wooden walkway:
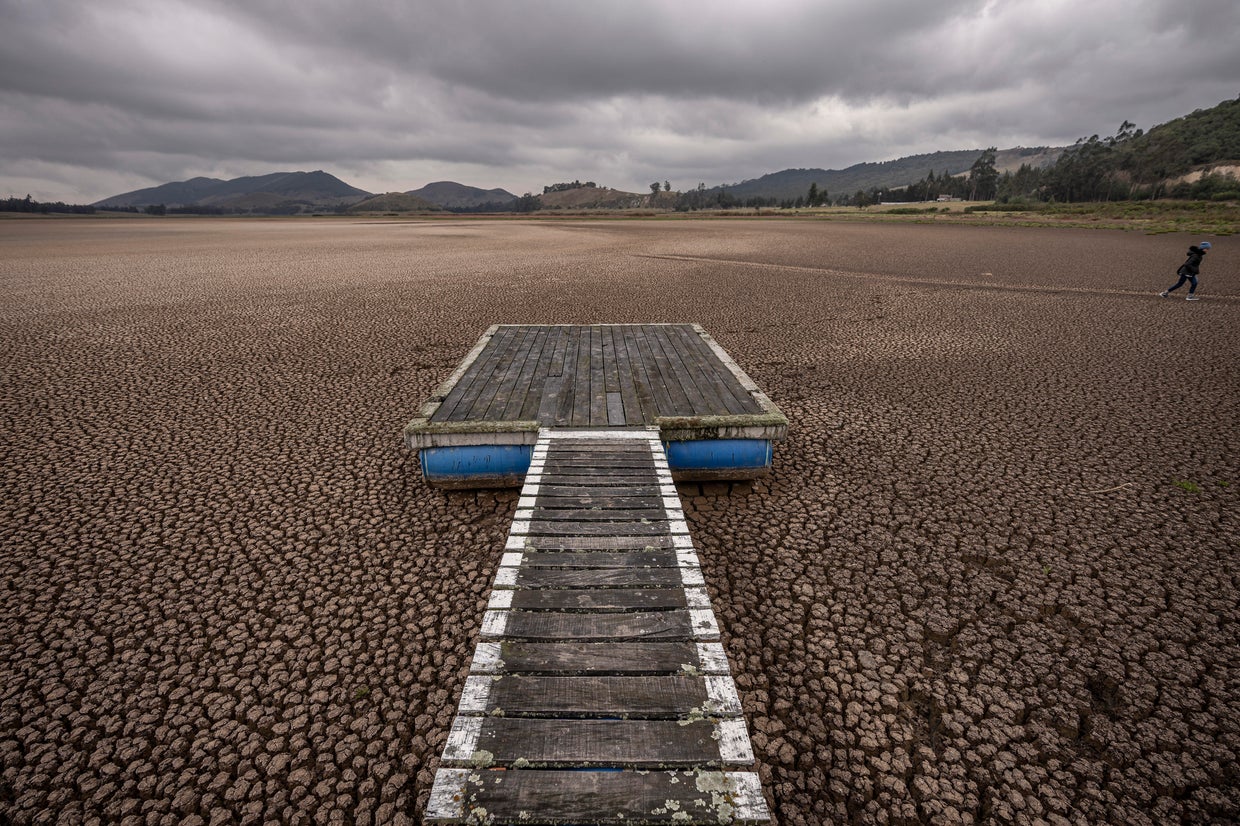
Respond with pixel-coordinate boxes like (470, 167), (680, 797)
(424, 429), (770, 824)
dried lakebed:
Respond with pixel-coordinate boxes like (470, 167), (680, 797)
(1, 217), (1237, 824)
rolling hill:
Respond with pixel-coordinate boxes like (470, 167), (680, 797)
(537, 186), (647, 209)
(94, 171), (371, 210)
(407, 181), (516, 209)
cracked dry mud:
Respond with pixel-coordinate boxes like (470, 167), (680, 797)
(1, 218), (1237, 825)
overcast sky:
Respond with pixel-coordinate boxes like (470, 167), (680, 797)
(2, 0), (1238, 203)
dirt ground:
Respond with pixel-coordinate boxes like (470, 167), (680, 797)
(1, 217), (1236, 825)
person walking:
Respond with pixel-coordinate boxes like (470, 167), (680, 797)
(1160, 241), (1211, 300)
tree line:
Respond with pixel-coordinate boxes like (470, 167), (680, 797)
(1, 195), (96, 214)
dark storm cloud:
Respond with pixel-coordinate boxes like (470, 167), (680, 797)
(2, 0), (1238, 202)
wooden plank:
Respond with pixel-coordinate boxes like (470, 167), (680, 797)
(535, 474), (664, 486)
(614, 325), (647, 428)
(442, 717), (753, 768)
(513, 568), (687, 589)
(537, 464), (655, 476)
(603, 324), (622, 393)
(643, 324), (696, 417)
(509, 589), (688, 612)
(570, 327), (594, 427)
(525, 508), (668, 522)
(500, 324), (549, 421)
(533, 494), (665, 508)
(461, 324), (530, 422)
(460, 675), (732, 718)
(628, 324), (673, 418)
(513, 325), (557, 421)
(483, 326), (538, 421)
(540, 462), (655, 474)
(539, 460), (653, 471)
(540, 445), (653, 454)
(430, 325), (517, 422)
(426, 768), (769, 825)
(517, 550), (679, 567)
(543, 433), (655, 444)
(445, 324), (520, 422)
(523, 520), (676, 536)
(603, 328), (628, 424)
(534, 486), (668, 499)
(493, 610), (696, 641)
(548, 325), (577, 426)
(606, 392), (626, 426)
(536, 373), (563, 424)
(540, 453), (654, 465)
(666, 324), (738, 414)
(657, 324), (719, 416)
(479, 641), (728, 675)
(542, 444), (654, 454)
(516, 535), (677, 550)
(672, 325), (758, 414)
(648, 325), (700, 417)
(626, 325), (663, 424)
(588, 325), (608, 427)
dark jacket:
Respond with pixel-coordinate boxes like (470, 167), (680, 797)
(1179, 246), (1207, 277)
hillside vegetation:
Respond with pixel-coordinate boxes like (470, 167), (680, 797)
(703, 147), (1061, 204)
(891, 97), (1240, 206)
(347, 193), (441, 213)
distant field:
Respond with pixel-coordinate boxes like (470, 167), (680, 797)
(2, 218), (1237, 823)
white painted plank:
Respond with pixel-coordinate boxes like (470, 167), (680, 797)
(705, 676), (743, 715)
(458, 676), (492, 714)
(717, 719), (756, 765)
(424, 768), (468, 820)
(441, 717), (483, 762)
(470, 642), (504, 674)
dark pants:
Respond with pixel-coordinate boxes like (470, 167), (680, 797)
(1167, 273), (1197, 294)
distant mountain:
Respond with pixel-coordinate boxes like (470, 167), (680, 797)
(348, 192), (442, 212)
(706, 147), (1062, 202)
(95, 171), (371, 209)
(407, 181), (517, 209)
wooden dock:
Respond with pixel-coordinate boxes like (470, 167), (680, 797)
(424, 429), (770, 824)
(405, 325), (786, 487)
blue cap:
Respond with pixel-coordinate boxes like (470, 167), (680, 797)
(1200, 241), (1212, 249)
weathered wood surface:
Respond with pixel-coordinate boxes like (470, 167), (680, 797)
(513, 568), (688, 588)
(469, 641), (731, 676)
(519, 519), (678, 536)
(516, 550), (681, 568)
(523, 507), (668, 522)
(442, 717), (755, 768)
(426, 769), (769, 825)
(526, 486), (671, 501)
(513, 535), (679, 551)
(486, 609), (712, 642)
(458, 674), (741, 718)
(429, 325), (765, 426)
(424, 430), (768, 824)
(506, 588), (691, 612)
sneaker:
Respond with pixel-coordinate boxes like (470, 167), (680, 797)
(1158, 291), (1168, 298)
(1186, 294), (1199, 301)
